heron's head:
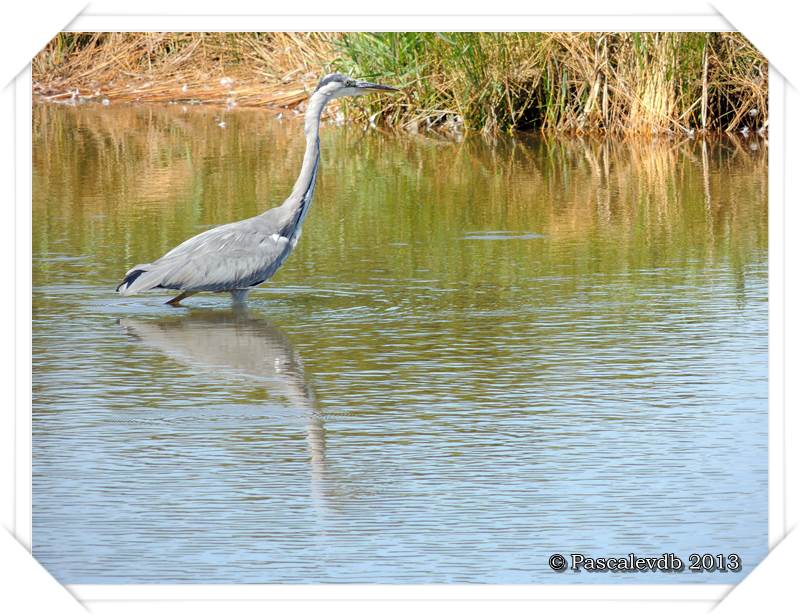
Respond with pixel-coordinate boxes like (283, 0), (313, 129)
(314, 73), (400, 99)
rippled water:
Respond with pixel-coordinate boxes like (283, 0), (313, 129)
(32, 104), (768, 584)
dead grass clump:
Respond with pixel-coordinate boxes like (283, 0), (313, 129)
(33, 32), (338, 111)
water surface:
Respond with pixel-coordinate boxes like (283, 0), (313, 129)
(32, 104), (768, 583)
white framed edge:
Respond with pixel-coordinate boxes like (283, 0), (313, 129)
(11, 10), (787, 612)
(767, 69), (786, 553)
(15, 63), (33, 554)
(66, 14), (735, 33)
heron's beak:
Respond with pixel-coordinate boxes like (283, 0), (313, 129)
(355, 80), (400, 92)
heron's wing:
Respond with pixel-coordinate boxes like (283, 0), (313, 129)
(120, 219), (294, 294)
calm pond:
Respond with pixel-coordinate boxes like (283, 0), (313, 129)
(32, 103), (768, 584)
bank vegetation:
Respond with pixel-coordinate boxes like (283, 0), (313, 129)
(33, 32), (767, 135)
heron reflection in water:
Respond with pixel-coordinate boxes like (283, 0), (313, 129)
(118, 309), (327, 507)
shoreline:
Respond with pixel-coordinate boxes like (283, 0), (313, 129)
(34, 32), (768, 136)
(32, 97), (768, 142)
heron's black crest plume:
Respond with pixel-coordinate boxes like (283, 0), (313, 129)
(315, 73), (348, 91)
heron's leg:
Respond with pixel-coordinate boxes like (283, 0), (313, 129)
(230, 289), (250, 305)
(166, 291), (197, 307)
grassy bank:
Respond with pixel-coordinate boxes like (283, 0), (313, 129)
(33, 32), (767, 135)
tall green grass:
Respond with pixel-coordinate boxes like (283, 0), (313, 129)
(334, 32), (767, 134)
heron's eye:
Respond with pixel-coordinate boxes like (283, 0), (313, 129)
(345, 80), (355, 88)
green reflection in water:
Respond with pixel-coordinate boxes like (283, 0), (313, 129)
(33, 103), (766, 293)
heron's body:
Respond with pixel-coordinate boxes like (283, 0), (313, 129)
(116, 74), (397, 305)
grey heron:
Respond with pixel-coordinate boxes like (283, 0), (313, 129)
(116, 73), (399, 306)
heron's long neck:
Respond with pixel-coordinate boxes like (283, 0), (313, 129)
(286, 92), (327, 211)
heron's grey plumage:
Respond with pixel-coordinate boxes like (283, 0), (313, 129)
(116, 74), (398, 305)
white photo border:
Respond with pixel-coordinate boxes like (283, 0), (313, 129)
(13, 10), (786, 612)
